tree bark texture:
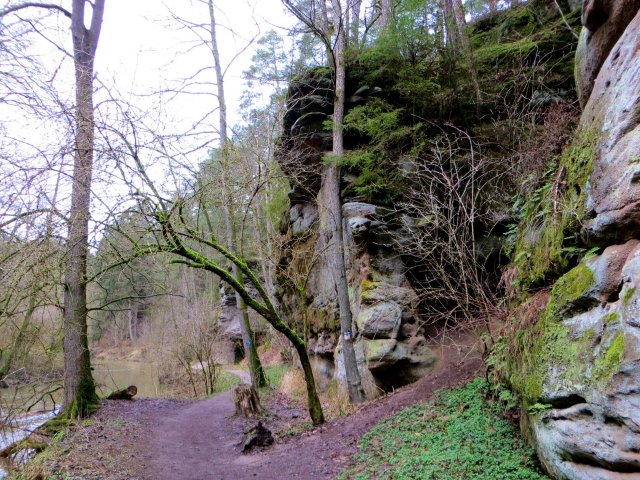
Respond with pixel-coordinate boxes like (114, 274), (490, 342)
(62, 0), (105, 417)
(326, 0), (366, 404)
(451, 0), (481, 109)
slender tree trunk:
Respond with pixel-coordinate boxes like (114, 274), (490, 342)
(62, 0), (105, 418)
(350, 0), (363, 45)
(327, 0), (366, 404)
(451, 0), (481, 111)
(380, 0), (394, 28)
(208, 0), (266, 388)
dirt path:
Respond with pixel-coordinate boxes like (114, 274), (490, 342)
(42, 331), (483, 480)
(139, 369), (254, 480)
(132, 334), (482, 480)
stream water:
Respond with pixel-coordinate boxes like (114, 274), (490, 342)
(0, 359), (163, 478)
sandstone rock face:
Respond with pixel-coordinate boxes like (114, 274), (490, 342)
(519, 5), (640, 478)
(581, 9), (640, 245)
(523, 241), (640, 479)
(575, 0), (640, 107)
(278, 184), (435, 393)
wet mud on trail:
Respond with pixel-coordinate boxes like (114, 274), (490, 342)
(37, 333), (483, 480)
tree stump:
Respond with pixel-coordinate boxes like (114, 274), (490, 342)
(106, 385), (137, 400)
(240, 421), (273, 452)
(233, 384), (261, 417)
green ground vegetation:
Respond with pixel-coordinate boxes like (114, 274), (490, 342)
(339, 378), (548, 480)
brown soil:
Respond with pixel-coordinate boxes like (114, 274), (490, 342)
(40, 331), (483, 480)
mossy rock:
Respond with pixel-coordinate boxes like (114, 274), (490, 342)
(507, 262), (626, 405)
(512, 128), (599, 291)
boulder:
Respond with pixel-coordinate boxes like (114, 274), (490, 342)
(581, 9), (640, 245)
(365, 339), (403, 370)
(290, 203), (319, 235)
(516, 243), (640, 479)
(364, 337), (435, 374)
(342, 202), (377, 219)
(356, 302), (402, 339)
(360, 282), (418, 308)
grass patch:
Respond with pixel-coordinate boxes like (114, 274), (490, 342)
(264, 364), (291, 389)
(339, 378), (548, 480)
(212, 370), (243, 394)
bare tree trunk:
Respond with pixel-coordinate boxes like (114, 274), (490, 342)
(380, 0), (394, 28)
(62, 0), (105, 418)
(327, 0), (366, 404)
(350, 0), (362, 45)
(208, 0), (266, 388)
(451, 0), (481, 110)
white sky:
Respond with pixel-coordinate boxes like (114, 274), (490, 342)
(0, 0), (297, 241)
(97, 0), (294, 128)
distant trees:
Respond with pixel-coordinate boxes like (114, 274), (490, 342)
(101, 128), (325, 422)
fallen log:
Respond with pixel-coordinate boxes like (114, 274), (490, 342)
(106, 385), (137, 400)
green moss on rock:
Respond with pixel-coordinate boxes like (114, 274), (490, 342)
(593, 331), (625, 381)
(623, 287), (636, 306)
(512, 129), (599, 291)
(507, 263), (599, 404)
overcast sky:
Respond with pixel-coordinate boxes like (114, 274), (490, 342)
(96, 0), (295, 129)
(0, 0), (298, 240)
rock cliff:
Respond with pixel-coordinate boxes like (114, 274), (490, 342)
(276, 0), (579, 394)
(507, 3), (640, 478)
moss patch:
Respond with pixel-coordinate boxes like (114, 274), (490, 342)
(623, 287), (636, 306)
(505, 263), (606, 404)
(512, 128), (599, 291)
(593, 331), (625, 381)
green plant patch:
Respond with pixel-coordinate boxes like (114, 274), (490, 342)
(212, 370), (243, 394)
(339, 378), (547, 480)
(264, 364), (291, 389)
(512, 128), (598, 291)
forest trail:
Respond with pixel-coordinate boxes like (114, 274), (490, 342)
(36, 331), (482, 479)
(132, 333), (483, 480)
(139, 369), (259, 480)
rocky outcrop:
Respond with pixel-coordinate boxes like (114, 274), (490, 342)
(575, 0), (640, 107)
(580, 9), (640, 245)
(511, 4), (640, 479)
(278, 192), (435, 392)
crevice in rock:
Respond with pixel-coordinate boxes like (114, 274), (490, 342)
(606, 280), (624, 303)
(563, 451), (640, 474)
(548, 394), (587, 410)
(604, 415), (626, 427)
